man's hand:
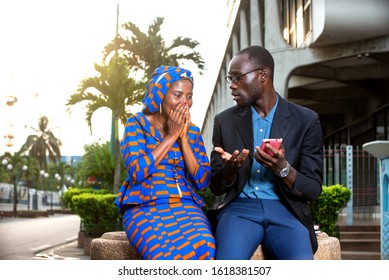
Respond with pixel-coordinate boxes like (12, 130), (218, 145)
(214, 147), (249, 168)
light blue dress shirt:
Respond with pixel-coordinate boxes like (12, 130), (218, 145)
(239, 98), (280, 200)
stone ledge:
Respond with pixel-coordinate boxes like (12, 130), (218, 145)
(90, 231), (341, 260)
(90, 231), (140, 260)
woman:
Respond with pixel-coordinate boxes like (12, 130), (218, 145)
(114, 66), (215, 260)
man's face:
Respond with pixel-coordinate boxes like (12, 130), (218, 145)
(226, 54), (263, 108)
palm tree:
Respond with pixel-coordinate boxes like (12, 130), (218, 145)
(0, 152), (31, 216)
(19, 116), (62, 172)
(104, 17), (206, 78)
(66, 54), (145, 194)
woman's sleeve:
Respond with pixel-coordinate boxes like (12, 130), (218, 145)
(186, 126), (212, 191)
(120, 117), (156, 183)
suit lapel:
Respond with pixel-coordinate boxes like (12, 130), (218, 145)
(270, 97), (292, 140)
(234, 107), (254, 160)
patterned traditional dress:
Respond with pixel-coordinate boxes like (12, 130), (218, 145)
(115, 112), (215, 260)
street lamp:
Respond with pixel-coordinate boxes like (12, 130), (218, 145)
(1, 159), (10, 183)
(34, 170), (46, 210)
(53, 174), (61, 212)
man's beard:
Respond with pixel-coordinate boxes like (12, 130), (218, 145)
(236, 89), (260, 108)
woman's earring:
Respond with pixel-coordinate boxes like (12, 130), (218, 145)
(159, 105), (162, 114)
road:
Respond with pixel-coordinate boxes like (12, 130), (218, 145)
(0, 214), (81, 260)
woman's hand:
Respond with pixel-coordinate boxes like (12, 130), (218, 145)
(167, 101), (189, 142)
(179, 103), (190, 143)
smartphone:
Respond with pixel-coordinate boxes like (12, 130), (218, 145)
(260, 138), (283, 156)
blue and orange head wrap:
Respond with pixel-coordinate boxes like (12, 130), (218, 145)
(142, 66), (194, 113)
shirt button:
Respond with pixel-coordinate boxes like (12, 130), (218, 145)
(256, 169), (260, 173)
(259, 129), (263, 132)
(255, 187), (259, 190)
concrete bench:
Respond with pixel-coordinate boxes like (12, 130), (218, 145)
(90, 231), (341, 260)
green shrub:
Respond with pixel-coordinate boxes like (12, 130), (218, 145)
(62, 187), (110, 211)
(71, 193), (122, 237)
(311, 184), (352, 236)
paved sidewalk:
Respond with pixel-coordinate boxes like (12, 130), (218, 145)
(34, 239), (90, 260)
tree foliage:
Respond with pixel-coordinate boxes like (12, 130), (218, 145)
(74, 142), (126, 193)
(104, 17), (205, 78)
(66, 55), (145, 130)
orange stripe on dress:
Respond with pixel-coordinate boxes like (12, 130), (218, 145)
(161, 215), (174, 221)
(141, 225), (152, 235)
(152, 252), (163, 260)
(168, 198), (181, 204)
(178, 222), (192, 229)
(128, 140), (139, 147)
(173, 253), (182, 260)
(136, 219), (147, 228)
(172, 235), (184, 244)
(193, 239), (206, 249)
(129, 190), (140, 196)
(129, 228), (138, 242)
(167, 229), (180, 236)
(145, 234), (156, 244)
(176, 217), (189, 222)
(155, 191), (169, 196)
(182, 251), (196, 260)
(187, 233), (200, 241)
(141, 245), (147, 256)
(154, 180), (166, 185)
(177, 241), (190, 251)
(199, 172), (207, 184)
(182, 228), (195, 236)
(164, 222), (178, 228)
(149, 243), (160, 253)
(126, 219), (134, 231)
(170, 203), (183, 209)
(139, 117), (146, 126)
(199, 251), (211, 260)
(145, 156), (151, 166)
(133, 211), (143, 219)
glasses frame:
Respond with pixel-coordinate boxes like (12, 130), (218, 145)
(225, 68), (263, 84)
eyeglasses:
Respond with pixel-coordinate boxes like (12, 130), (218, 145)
(225, 68), (263, 84)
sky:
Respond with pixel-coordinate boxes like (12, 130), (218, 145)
(0, 0), (229, 156)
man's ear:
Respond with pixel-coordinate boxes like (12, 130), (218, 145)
(260, 69), (268, 81)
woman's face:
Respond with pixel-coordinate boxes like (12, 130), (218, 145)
(161, 79), (193, 114)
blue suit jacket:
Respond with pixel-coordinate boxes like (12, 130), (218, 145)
(210, 95), (323, 253)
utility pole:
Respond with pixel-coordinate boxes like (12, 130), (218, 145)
(111, 2), (121, 194)
(110, 2), (120, 156)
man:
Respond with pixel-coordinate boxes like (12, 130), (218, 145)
(209, 45), (323, 260)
